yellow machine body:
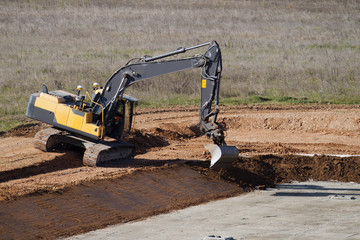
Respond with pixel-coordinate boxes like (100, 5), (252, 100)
(27, 91), (103, 140)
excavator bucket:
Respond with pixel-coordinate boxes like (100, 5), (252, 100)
(205, 144), (239, 169)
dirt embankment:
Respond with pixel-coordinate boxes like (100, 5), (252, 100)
(1, 104), (360, 239)
(0, 165), (241, 240)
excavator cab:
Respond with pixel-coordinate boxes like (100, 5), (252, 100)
(105, 95), (137, 140)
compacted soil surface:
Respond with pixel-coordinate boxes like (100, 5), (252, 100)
(1, 104), (360, 239)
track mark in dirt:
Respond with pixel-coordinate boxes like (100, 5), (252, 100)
(0, 165), (242, 240)
(0, 151), (83, 183)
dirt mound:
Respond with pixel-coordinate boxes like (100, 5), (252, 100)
(212, 155), (360, 188)
(0, 123), (46, 138)
(126, 129), (169, 153)
(149, 123), (201, 140)
(223, 109), (360, 136)
(127, 124), (202, 153)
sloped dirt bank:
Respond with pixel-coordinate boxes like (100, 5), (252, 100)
(219, 154), (360, 188)
(0, 165), (242, 240)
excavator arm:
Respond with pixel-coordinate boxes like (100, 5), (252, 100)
(93, 41), (226, 145)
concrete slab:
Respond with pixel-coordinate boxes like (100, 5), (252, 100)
(69, 181), (360, 240)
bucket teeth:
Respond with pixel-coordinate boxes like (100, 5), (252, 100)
(205, 144), (239, 169)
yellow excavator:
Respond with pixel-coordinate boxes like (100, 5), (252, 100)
(26, 41), (238, 168)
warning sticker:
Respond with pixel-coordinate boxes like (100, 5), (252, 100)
(202, 79), (207, 88)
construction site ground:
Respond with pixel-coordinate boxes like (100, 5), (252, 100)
(70, 181), (360, 240)
(1, 104), (360, 239)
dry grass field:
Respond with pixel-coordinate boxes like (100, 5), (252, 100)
(0, 0), (360, 130)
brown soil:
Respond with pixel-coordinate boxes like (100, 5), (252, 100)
(0, 165), (241, 239)
(1, 104), (360, 239)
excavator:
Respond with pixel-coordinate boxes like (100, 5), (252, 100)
(26, 41), (238, 168)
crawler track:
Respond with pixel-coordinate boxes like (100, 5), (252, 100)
(33, 127), (136, 166)
(33, 127), (63, 152)
(83, 141), (136, 166)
